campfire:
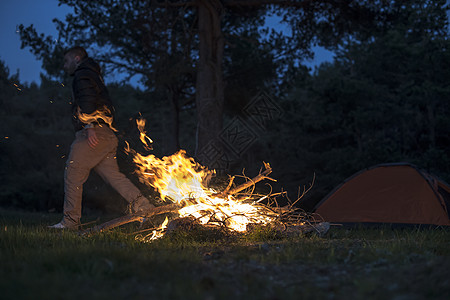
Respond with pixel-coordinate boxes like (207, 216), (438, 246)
(82, 118), (329, 240)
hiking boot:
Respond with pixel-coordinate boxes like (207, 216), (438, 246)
(48, 221), (79, 230)
(48, 222), (67, 229)
(127, 195), (155, 214)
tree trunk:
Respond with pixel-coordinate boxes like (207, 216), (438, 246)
(195, 0), (225, 165)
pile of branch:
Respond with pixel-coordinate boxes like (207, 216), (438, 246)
(81, 163), (329, 238)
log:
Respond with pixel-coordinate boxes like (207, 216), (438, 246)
(81, 203), (183, 235)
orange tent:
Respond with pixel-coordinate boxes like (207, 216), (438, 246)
(314, 163), (450, 226)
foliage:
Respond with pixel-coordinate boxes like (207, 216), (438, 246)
(1, 210), (449, 300)
(254, 0), (450, 208)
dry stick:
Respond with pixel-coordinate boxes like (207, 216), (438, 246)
(81, 203), (183, 235)
(287, 173), (316, 210)
(222, 175), (235, 194)
(218, 166), (275, 197)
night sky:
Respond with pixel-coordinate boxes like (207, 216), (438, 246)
(0, 0), (72, 84)
(0, 0), (334, 86)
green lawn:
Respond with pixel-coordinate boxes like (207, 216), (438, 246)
(1, 209), (449, 300)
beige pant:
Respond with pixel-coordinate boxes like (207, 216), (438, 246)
(61, 126), (144, 228)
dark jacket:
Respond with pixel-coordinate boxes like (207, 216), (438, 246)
(71, 57), (115, 131)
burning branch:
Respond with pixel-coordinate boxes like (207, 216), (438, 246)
(81, 203), (183, 235)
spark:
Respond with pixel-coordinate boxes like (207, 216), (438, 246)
(13, 83), (22, 92)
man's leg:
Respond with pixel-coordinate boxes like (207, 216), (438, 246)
(59, 129), (115, 228)
(93, 128), (154, 213)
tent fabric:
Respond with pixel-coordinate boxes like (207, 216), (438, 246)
(314, 163), (450, 226)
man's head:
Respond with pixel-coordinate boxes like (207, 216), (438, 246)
(63, 46), (88, 75)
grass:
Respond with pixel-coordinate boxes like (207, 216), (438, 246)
(1, 209), (449, 300)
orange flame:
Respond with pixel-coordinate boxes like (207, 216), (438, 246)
(133, 150), (212, 202)
(142, 216), (170, 241)
(77, 106), (117, 132)
(127, 118), (275, 240)
(131, 149), (273, 235)
(136, 118), (153, 151)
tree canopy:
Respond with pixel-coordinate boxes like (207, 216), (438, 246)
(18, 0), (403, 166)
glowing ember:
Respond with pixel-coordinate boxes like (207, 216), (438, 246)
(177, 196), (269, 232)
(77, 106), (117, 131)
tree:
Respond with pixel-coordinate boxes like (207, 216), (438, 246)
(275, 0), (450, 209)
(19, 0), (396, 167)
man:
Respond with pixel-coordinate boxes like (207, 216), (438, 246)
(49, 46), (154, 229)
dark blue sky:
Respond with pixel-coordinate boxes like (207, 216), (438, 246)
(0, 0), (334, 86)
(0, 0), (72, 84)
